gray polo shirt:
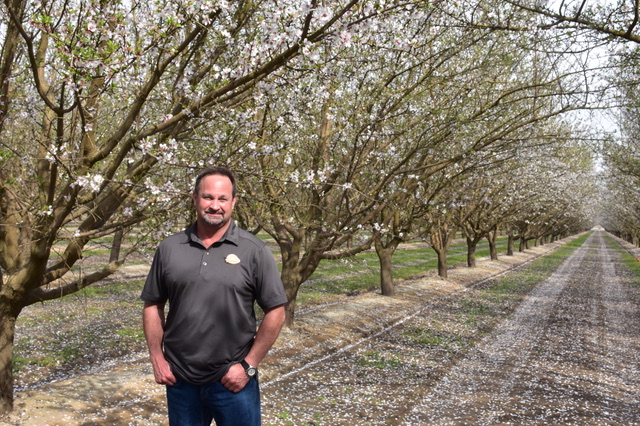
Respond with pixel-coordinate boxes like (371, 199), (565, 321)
(141, 221), (287, 384)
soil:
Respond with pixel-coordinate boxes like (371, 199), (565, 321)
(1, 230), (639, 425)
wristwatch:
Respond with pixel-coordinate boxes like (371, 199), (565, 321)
(241, 360), (258, 378)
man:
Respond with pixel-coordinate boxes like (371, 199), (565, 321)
(141, 166), (287, 425)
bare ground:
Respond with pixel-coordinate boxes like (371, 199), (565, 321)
(2, 231), (639, 425)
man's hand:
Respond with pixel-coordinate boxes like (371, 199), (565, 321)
(151, 355), (177, 386)
(221, 363), (250, 393)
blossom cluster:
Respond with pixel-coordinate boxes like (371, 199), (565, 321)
(73, 174), (104, 193)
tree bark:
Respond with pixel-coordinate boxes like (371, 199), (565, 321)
(283, 297), (298, 328)
(376, 244), (396, 297)
(466, 235), (481, 268)
(507, 234), (515, 256)
(0, 302), (19, 413)
(374, 234), (402, 297)
(435, 247), (448, 279)
(487, 231), (498, 260)
(280, 265), (304, 328)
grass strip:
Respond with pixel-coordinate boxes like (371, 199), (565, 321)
(297, 237), (509, 307)
(603, 233), (640, 285)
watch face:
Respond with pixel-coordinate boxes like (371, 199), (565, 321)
(247, 367), (257, 377)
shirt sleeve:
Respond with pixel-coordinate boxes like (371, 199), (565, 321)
(140, 248), (168, 304)
(255, 245), (288, 310)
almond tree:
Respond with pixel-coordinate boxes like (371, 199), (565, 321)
(0, 0), (394, 413)
(202, 1), (495, 317)
(598, 176), (640, 243)
(458, 174), (510, 267)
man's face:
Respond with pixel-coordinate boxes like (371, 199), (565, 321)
(192, 174), (237, 228)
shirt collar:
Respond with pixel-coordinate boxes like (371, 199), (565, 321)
(186, 220), (239, 247)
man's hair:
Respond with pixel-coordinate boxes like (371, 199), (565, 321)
(193, 166), (237, 198)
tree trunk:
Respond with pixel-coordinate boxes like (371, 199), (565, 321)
(436, 248), (448, 278)
(0, 304), (19, 414)
(519, 237), (526, 252)
(283, 297), (297, 328)
(466, 237), (477, 268)
(281, 269), (303, 328)
(377, 247), (395, 296)
(507, 234), (515, 256)
(375, 238), (400, 297)
(430, 225), (457, 279)
(278, 248), (326, 327)
(379, 249), (395, 296)
(0, 268), (28, 414)
(430, 244), (448, 278)
(487, 231), (498, 260)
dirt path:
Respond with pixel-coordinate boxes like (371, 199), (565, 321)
(2, 231), (639, 425)
(404, 230), (640, 424)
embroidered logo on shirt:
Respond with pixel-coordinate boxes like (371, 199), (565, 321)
(225, 254), (241, 264)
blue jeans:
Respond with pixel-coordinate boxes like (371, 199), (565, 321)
(166, 378), (261, 426)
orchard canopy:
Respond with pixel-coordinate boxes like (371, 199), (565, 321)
(1, 0), (640, 412)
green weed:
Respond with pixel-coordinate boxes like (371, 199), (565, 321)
(603, 233), (640, 284)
